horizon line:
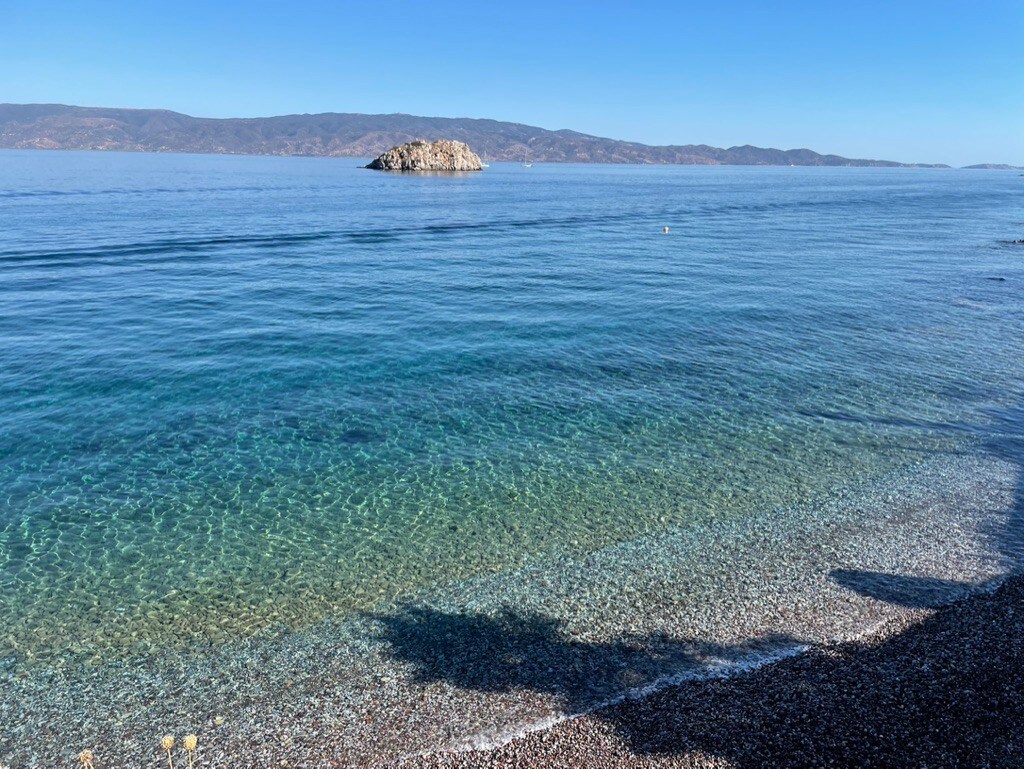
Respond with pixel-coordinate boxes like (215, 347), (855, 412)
(2, 101), (1019, 169)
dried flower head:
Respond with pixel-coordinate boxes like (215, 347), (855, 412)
(78, 750), (95, 767)
(183, 735), (198, 751)
(161, 735), (175, 751)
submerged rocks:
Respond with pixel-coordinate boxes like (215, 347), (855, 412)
(365, 139), (483, 172)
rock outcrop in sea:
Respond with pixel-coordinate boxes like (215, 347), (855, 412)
(365, 139), (483, 172)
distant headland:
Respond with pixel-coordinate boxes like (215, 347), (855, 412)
(962, 163), (1024, 170)
(0, 103), (1015, 169)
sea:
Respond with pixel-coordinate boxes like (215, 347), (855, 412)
(1, 150), (1022, 766)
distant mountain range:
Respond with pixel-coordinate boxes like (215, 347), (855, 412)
(0, 103), (1013, 169)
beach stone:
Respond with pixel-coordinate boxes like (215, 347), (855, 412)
(365, 139), (483, 172)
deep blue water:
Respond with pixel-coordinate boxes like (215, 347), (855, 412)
(1, 151), (1022, 665)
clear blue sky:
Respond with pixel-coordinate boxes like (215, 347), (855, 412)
(3, 0), (1022, 166)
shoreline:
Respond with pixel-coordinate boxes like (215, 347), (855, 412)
(396, 571), (1024, 767)
(4, 451), (1020, 767)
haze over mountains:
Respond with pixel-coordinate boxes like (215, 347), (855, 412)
(0, 103), (1011, 168)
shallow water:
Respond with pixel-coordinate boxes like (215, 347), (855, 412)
(2, 152), (1024, 763)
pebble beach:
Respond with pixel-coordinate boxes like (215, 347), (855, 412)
(397, 574), (1024, 768)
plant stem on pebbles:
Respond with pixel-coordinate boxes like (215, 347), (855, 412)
(161, 736), (175, 769)
(183, 735), (198, 769)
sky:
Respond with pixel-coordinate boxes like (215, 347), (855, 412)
(2, 0), (1022, 166)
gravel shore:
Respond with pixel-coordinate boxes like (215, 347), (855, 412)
(396, 574), (1024, 768)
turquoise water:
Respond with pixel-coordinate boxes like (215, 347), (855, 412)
(1, 151), (1022, 669)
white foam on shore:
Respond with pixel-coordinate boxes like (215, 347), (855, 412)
(429, 643), (812, 757)
(436, 568), (1023, 759)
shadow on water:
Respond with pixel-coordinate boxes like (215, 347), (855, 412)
(829, 569), (976, 609)
(376, 582), (1024, 765)
(377, 607), (799, 715)
(371, 402), (1024, 765)
(830, 400), (1024, 608)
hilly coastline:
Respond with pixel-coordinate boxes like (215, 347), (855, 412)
(0, 103), (959, 168)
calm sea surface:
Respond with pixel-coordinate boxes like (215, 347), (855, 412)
(1, 151), (1024, 760)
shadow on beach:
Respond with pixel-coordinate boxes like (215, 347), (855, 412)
(377, 605), (800, 719)
(829, 399), (1024, 604)
(603, 576), (1024, 767)
(383, 405), (1024, 767)
(382, 582), (1024, 767)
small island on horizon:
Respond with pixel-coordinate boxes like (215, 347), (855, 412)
(2, 102), (1019, 169)
(365, 139), (483, 172)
